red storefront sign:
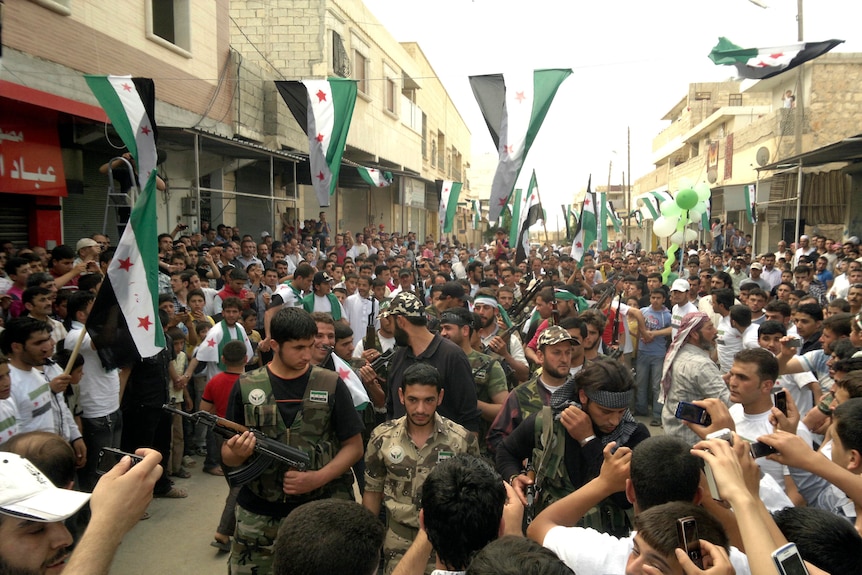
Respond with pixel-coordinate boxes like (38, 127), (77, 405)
(0, 101), (67, 197)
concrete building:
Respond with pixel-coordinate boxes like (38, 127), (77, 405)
(0, 0), (471, 248)
(634, 53), (862, 254)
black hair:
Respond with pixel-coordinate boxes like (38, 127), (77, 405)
(63, 290), (95, 330)
(712, 288), (735, 310)
(758, 320), (787, 338)
(221, 340), (248, 366)
(630, 436), (701, 510)
(634, 502), (729, 557)
(273, 499), (384, 575)
(421, 455), (506, 570)
(834, 398), (862, 454)
(270, 307), (317, 344)
(729, 304), (752, 329)
(334, 321), (353, 341)
(77, 273), (103, 293)
(558, 316), (588, 339)
(733, 347), (779, 382)
(823, 312), (853, 338)
(772, 506), (862, 575)
(796, 302), (824, 322)
(465, 535), (574, 575)
(401, 363), (441, 392)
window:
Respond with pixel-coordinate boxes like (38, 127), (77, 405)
(148, 0), (191, 54)
(421, 113), (428, 158)
(728, 93), (742, 106)
(385, 78), (397, 113)
(353, 50), (368, 94)
(431, 139), (437, 168)
(332, 31), (350, 78)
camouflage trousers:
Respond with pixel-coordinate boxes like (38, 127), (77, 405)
(229, 504), (283, 575)
(384, 523), (435, 575)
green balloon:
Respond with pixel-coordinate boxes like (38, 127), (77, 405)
(676, 188), (699, 210)
(661, 201), (682, 217)
(695, 182), (711, 201)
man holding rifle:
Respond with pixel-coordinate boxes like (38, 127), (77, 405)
(474, 288), (530, 383)
(220, 306), (364, 574)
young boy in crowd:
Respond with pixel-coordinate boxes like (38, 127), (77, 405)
(200, 340), (248, 552)
(166, 327), (191, 480)
(240, 309), (261, 371)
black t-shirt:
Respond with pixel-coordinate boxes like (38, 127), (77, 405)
(226, 365), (364, 517)
(386, 333), (481, 432)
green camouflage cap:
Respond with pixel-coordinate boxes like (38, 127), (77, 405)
(388, 291), (425, 319)
(376, 298), (392, 319)
(538, 325), (577, 348)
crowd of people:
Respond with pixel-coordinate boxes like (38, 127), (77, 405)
(1, 217), (861, 575)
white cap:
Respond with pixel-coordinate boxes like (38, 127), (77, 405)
(0, 454), (91, 522)
(670, 279), (690, 292)
(260, 231), (271, 238)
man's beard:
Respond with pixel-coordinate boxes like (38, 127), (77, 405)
(695, 334), (714, 352)
(543, 363), (570, 379)
(393, 324), (410, 347)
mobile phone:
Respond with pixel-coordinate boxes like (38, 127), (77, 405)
(703, 461), (722, 501)
(706, 428), (734, 444)
(749, 441), (778, 459)
(774, 390), (788, 416)
(771, 542), (810, 575)
(785, 338), (802, 348)
(675, 401), (712, 426)
(676, 516), (703, 569)
(96, 447), (143, 475)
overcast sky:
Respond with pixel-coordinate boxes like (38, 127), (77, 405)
(363, 0), (862, 228)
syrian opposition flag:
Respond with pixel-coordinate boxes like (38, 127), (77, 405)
(708, 37), (843, 80)
(437, 180), (463, 235)
(561, 204), (572, 239)
(607, 200), (622, 233)
(472, 200), (481, 230)
(84, 76), (164, 368)
(744, 185), (757, 224)
(332, 354), (370, 409)
(571, 178), (597, 265)
(357, 166), (393, 187)
(508, 188), (523, 246)
(84, 76), (158, 190)
(470, 68), (572, 222)
(515, 171), (543, 264)
(634, 210), (643, 228)
(276, 79), (357, 207)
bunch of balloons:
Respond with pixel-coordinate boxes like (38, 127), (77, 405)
(652, 179), (712, 282)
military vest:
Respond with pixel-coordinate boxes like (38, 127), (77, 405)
(532, 406), (633, 537)
(238, 365), (353, 503)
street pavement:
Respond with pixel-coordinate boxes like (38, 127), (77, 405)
(110, 414), (663, 574)
(112, 453), (232, 574)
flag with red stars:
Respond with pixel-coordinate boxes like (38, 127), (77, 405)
(470, 69), (572, 222)
(84, 75), (164, 368)
(437, 180), (463, 235)
(708, 37), (843, 80)
(515, 170), (543, 264)
(276, 79), (358, 207)
(331, 353), (370, 410)
(571, 177), (597, 266)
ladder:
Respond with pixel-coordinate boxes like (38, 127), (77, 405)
(102, 157), (140, 239)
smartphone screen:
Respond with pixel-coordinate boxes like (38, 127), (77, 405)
(677, 517), (703, 569)
(675, 402), (712, 426)
(96, 447), (143, 475)
(774, 390), (788, 416)
(772, 543), (810, 575)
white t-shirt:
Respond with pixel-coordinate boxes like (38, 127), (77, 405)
(0, 398), (20, 444)
(730, 404), (812, 489)
(776, 372), (817, 418)
(352, 333), (396, 358)
(741, 323), (760, 350)
(671, 301), (698, 339)
(66, 323), (120, 418)
(716, 315), (741, 373)
(196, 322), (254, 381)
(542, 527), (751, 575)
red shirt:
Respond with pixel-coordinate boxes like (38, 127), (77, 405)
(202, 372), (242, 418)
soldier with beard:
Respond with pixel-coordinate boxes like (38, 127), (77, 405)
(384, 292), (481, 433)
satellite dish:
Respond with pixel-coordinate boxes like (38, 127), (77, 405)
(707, 168), (717, 184)
(756, 147), (770, 167)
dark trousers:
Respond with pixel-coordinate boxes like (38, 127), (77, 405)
(79, 410), (123, 492)
(121, 404), (173, 494)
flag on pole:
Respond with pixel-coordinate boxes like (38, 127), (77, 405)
(356, 166), (393, 187)
(708, 37), (844, 80)
(744, 185), (757, 224)
(331, 354), (370, 409)
(276, 79), (358, 207)
(597, 192), (608, 250)
(470, 68), (572, 222)
(634, 210), (643, 228)
(515, 171), (543, 264)
(472, 200), (481, 230)
(84, 75), (164, 367)
(570, 205), (579, 224)
(84, 76), (158, 190)
(561, 204), (572, 239)
(509, 188), (523, 246)
(607, 200), (622, 233)
(571, 177), (597, 265)
(437, 180), (462, 235)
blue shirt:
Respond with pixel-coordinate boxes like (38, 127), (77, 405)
(639, 306), (671, 356)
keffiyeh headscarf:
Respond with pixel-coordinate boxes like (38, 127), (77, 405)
(660, 312), (710, 401)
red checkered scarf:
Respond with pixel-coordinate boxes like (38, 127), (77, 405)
(660, 312), (710, 400)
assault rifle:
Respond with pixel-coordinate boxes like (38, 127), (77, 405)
(369, 347), (395, 373)
(481, 314), (530, 357)
(508, 279), (545, 319)
(162, 405), (310, 487)
(588, 271), (624, 310)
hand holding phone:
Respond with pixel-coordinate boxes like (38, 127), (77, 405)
(772, 542), (810, 575)
(96, 447), (144, 475)
(675, 401), (712, 426)
(774, 390), (788, 417)
(677, 517), (704, 569)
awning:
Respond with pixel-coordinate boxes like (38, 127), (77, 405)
(758, 134), (862, 171)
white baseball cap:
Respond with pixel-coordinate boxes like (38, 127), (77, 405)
(670, 279), (690, 292)
(0, 453), (91, 522)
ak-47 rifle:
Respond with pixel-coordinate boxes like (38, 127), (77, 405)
(588, 271), (624, 310)
(364, 298), (377, 352)
(481, 314), (530, 357)
(508, 279), (545, 319)
(369, 348), (394, 374)
(609, 289), (624, 360)
(162, 405), (310, 487)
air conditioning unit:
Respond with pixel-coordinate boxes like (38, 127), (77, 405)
(181, 197), (198, 216)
